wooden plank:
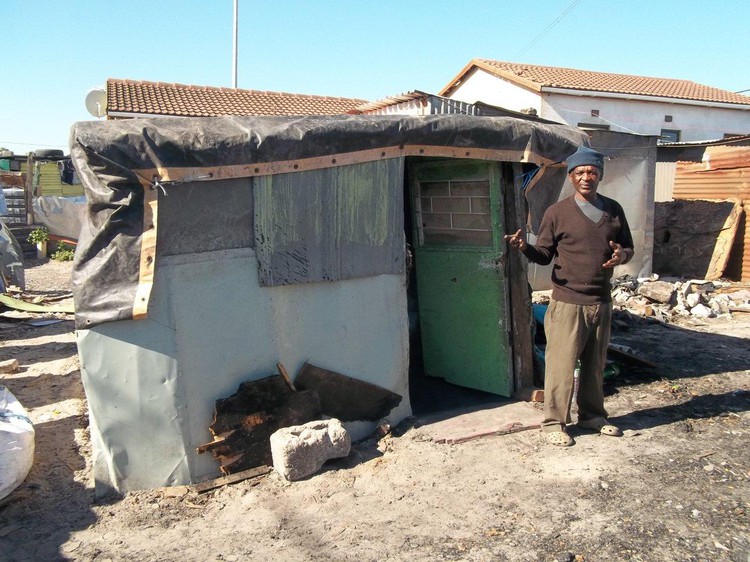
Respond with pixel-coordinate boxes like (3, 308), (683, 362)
(706, 200), (743, 280)
(607, 344), (657, 369)
(193, 465), (272, 494)
(25, 154), (35, 224)
(507, 162), (535, 395)
(130, 146), (561, 187)
(277, 362), (296, 391)
(295, 362), (402, 422)
(133, 177), (158, 319)
(196, 375), (321, 474)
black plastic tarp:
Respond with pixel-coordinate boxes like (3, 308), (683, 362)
(69, 114), (587, 329)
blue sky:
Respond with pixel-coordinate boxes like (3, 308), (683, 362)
(3, 0), (749, 155)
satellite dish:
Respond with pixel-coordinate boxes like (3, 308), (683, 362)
(84, 87), (107, 118)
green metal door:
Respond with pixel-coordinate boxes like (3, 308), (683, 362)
(409, 160), (511, 396)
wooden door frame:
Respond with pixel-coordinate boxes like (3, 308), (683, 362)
(504, 162), (535, 398)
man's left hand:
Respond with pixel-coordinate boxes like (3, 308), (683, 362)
(603, 241), (624, 268)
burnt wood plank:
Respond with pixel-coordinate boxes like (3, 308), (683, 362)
(193, 465), (272, 494)
(197, 375), (321, 474)
(294, 362), (402, 422)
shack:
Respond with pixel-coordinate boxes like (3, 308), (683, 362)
(655, 137), (750, 281)
(71, 114), (589, 494)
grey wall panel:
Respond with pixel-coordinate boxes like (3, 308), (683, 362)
(253, 159), (405, 286)
(78, 246), (411, 493)
(157, 178), (254, 257)
(77, 270), (186, 495)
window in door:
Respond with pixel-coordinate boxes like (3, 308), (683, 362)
(416, 179), (492, 246)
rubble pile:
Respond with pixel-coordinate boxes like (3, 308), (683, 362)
(611, 275), (750, 322)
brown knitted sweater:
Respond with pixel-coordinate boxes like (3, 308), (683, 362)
(522, 195), (634, 304)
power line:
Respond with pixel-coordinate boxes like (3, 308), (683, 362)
(0, 141), (63, 148)
(515, 0), (583, 59)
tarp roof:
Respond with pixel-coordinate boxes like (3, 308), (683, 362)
(69, 113), (587, 329)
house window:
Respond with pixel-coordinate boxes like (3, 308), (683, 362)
(660, 129), (681, 143)
(577, 123), (610, 131)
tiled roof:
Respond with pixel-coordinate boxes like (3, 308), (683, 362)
(441, 59), (750, 106)
(106, 78), (368, 117)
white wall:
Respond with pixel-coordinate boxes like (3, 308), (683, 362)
(542, 92), (750, 142)
(446, 69), (750, 142)
(448, 69), (541, 114)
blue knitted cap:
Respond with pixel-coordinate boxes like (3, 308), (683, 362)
(566, 146), (604, 175)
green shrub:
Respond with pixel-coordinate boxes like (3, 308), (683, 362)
(51, 242), (75, 262)
(27, 227), (49, 244)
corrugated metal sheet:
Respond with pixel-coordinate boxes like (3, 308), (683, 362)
(655, 161), (676, 202)
(702, 145), (750, 171)
(353, 91), (429, 113)
(659, 134), (750, 148)
(673, 144), (750, 280)
(254, 158), (405, 286)
(355, 91), (489, 116)
(673, 168), (750, 200)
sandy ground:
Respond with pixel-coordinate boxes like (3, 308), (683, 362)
(1, 259), (749, 562)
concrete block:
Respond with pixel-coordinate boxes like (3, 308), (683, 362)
(270, 419), (351, 481)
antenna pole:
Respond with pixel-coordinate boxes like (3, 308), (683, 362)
(232, 0), (238, 88)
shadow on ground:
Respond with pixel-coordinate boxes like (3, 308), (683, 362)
(0, 414), (95, 562)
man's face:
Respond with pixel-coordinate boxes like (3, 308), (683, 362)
(569, 165), (601, 200)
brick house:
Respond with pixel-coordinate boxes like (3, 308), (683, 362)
(439, 59), (750, 143)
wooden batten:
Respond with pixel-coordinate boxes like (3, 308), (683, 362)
(127, 146), (559, 322)
(133, 178), (159, 320)
(132, 145), (555, 186)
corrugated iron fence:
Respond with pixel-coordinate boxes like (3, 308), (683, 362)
(673, 145), (750, 281)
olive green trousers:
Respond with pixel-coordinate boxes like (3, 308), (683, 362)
(542, 298), (612, 432)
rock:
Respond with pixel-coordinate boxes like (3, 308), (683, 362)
(612, 287), (632, 305)
(709, 298), (729, 315)
(637, 281), (675, 304)
(686, 293), (702, 308)
(726, 289), (750, 304)
(270, 419), (351, 481)
(0, 358), (19, 374)
(690, 303), (713, 318)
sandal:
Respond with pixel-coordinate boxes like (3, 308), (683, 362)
(545, 430), (574, 447)
(577, 417), (622, 437)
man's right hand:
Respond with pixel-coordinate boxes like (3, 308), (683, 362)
(504, 229), (527, 251)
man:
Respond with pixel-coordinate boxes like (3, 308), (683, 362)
(505, 145), (634, 446)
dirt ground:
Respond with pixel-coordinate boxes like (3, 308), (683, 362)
(1, 260), (749, 562)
